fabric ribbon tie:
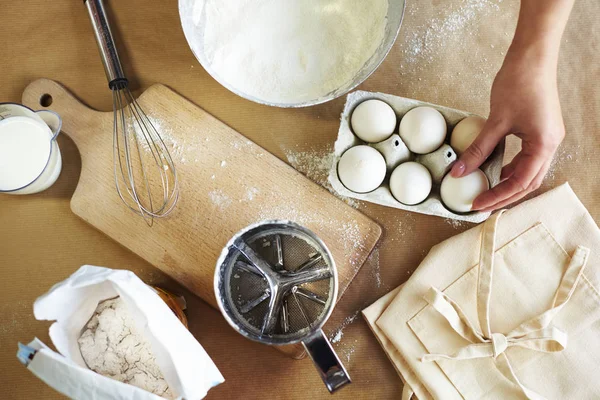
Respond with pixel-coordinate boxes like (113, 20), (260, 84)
(491, 333), (507, 358)
(420, 287), (569, 363)
(420, 211), (590, 400)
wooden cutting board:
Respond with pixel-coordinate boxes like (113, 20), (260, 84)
(22, 79), (381, 358)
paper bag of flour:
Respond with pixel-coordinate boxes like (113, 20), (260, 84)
(17, 265), (224, 400)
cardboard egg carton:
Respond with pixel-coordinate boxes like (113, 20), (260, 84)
(328, 90), (505, 223)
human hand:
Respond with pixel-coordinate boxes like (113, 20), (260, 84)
(450, 48), (565, 212)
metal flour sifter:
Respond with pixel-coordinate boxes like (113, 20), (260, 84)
(215, 221), (351, 392)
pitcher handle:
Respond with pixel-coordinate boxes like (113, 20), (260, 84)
(35, 110), (62, 140)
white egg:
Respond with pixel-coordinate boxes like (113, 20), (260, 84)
(399, 106), (447, 154)
(440, 169), (490, 213)
(450, 116), (487, 155)
(337, 145), (386, 193)
(350, 99), (397, 143)
(389, 162), (432, 205)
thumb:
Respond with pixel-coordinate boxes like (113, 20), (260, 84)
(451, 119), (507, 177)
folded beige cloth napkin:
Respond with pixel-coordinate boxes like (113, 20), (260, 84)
(363, 183), (600, 399)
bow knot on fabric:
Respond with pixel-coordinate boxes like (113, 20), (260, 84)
(419, 287), (570, 364)
(419, 211), (590, 400)
(419, 287), (570, 365)
(490, 333), (507, 358)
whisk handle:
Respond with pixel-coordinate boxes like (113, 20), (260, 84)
(84, 0), (128, 90)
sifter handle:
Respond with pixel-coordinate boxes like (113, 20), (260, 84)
(302, 330), (351, 393)
(84, 0), (128, 89)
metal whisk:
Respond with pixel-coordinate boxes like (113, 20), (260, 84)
(85, 0), (179, 224)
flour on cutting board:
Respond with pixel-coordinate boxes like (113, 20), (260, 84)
(245, 187), (259, 201)
(141, 116), (263, 167)
(368, 248), (382, 288)
(231, 140), (253, 150)
(209, 189), (232, 210)
(140, 115), (203, 164)
(284, 146), (359, 208)
(143, 116), (184, 162)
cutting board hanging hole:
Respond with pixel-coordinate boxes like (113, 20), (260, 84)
(39, 94), (53, 107)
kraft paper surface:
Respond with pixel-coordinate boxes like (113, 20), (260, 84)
(1, 0), (598, 398)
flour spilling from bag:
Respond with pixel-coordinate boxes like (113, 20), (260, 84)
(78, 297), (174, 399)
(192, 0), (388, 104)
(25, 266), (224, 400)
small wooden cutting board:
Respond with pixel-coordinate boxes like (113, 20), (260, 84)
(22, 79), (381, 358)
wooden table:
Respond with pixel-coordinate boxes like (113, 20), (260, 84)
(1, 0), (599, 398)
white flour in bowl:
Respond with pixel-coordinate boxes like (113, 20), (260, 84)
(192, 0), (388, 104)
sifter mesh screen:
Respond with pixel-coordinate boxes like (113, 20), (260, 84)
(223, 227), (335, 343)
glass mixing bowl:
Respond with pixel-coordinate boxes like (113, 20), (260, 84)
(179, 0), (406, 108)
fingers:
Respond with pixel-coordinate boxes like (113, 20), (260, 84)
(480, 158), (551, 211)
(475, 156), (551, 211)
(451, 118), (508, 178)
(500, 153), (523, 181)
(472, 152), (546, 210)
(480, 189), (530, 213)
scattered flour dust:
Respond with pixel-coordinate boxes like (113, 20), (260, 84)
(78, 297), (173, 399)
(142, 116), (185, 163)
(0, 301), (29, 335)
(245, 187), (259, 201)
(402, 0), (503, 67)
(330, 309), (361, 344)
(342, 344), (357, 363)
(284, 145), (359, 208)
(139, 115), (204, 165)
(326, 251), (381, 363)
(331, 330), (344, 344)
(195, 0), (388, 104)
(368, 248), (382, 288)
(387, 212), (417, 245)
(209, 189), (232, 210)
(445, 218), (466, 229)
(141, 117), (260, 169)
(398, 0), (507, 105)
(545, 144), (584, 182)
